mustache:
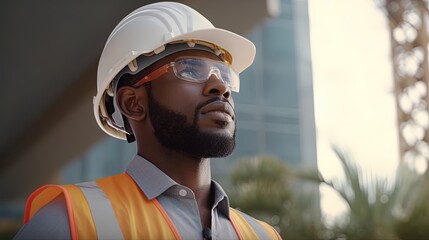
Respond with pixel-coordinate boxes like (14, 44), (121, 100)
(192, 97), (235, 124)
(195, 97), (234, 114)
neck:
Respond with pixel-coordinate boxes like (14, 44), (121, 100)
(136, 134), (214, 228)
(138, 145), (212, 206)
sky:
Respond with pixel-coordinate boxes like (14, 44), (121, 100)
(308, 0), (400, 221)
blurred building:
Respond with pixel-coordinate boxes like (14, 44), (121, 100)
(0, 0), (316, 233)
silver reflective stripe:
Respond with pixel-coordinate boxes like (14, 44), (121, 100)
(237, 211), (271, 240)
(76, 181), (123, 239)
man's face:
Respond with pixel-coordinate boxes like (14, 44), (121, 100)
(146, 50), (237, 159)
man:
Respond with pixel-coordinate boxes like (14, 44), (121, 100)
(15, 2), (281, 239)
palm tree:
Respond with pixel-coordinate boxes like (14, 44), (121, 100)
(228, 155), (325, 239)
(321, 148), (429, 239)
(229, 151), (429, 239)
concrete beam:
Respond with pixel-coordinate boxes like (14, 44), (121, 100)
(0, 63), (105, 200)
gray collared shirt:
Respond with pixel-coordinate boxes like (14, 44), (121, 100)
(15, 155), (241, 239)
(125, 155), (239, 239)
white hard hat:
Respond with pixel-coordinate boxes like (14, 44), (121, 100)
(94, 1), (256, 141)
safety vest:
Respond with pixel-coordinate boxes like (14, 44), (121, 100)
(24, 173), (281, 240)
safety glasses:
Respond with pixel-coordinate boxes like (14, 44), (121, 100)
(132, 56), (240, 92)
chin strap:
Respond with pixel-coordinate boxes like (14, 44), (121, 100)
(123, 115), (136, 143)
(126, 134), (136, 143)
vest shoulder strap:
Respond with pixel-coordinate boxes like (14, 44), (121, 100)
(23, 184), (94, 240)
(24, 173), (180, 240)
(75, 181), (122, 239)
(95, 173), (180, 239)
(229, 208), (282, 240)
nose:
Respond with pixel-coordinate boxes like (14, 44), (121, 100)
(203, 71), (231, 99)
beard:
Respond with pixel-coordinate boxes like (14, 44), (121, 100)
(147, 89), (236, 159)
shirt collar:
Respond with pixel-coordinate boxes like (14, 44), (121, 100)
(212, 180), (230, 217)
(125, 154), (230, 217)
(126, 154), (176, 200)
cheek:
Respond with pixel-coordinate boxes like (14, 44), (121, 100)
(152, 78), (204, 115)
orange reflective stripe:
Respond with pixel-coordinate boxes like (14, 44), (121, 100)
(152, 199), (181, 240)
(96, 173), (180, 239)
(24, 185), (78, 240)
(229, 208), (259, 239)
(63, 184), (97, 240)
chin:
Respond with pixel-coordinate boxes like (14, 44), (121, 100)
(200, 120), (235, 136)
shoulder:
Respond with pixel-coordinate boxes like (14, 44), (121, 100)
(14, 195), (71, 239)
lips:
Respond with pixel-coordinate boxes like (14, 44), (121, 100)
(200, 101), (235, 120)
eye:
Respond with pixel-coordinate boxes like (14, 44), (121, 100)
(176, 59), (207, 79)
(179, 66), (203, 79)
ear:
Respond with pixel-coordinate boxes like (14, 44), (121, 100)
(116, 86), (147, 121)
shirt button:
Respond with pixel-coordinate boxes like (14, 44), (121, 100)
(179, 189), (187, 197)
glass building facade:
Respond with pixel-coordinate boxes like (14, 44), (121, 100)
(62, 0), (317, 188)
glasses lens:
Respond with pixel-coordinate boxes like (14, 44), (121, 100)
(173, 57), (240, 92)
(175, 58), (208, 80)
